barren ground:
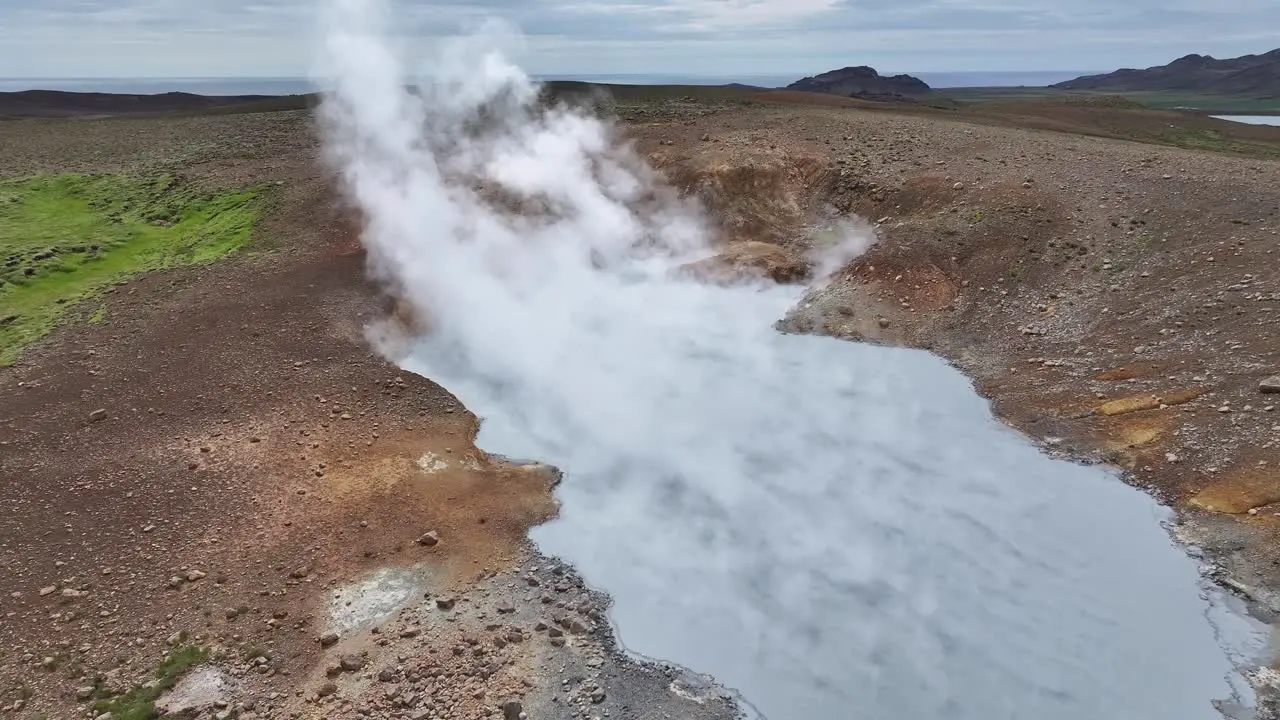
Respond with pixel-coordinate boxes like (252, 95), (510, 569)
(2, 91), (1280, 719)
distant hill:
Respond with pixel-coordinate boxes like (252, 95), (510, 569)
(0, 90), (301, 118)
(1053, 49), (1280, 97)
(786, 67), (931, 100)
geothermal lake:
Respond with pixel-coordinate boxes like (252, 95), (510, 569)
(403, 287), (1259, 720)
(1211, 115), (1280, 126)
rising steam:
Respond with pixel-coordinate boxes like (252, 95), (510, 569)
(312, 3), (1245, 720)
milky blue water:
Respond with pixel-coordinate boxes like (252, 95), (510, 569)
(404, 323), (1261, 720)
(1212, 115), (1280, 126)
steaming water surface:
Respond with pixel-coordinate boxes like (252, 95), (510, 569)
(403, 302), (1246, 720)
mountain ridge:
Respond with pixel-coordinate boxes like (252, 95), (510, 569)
(1053, 49), (1280, 96)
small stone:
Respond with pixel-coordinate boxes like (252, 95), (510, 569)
(39, 585), (56, 596)
(319, 632), (339, 647)
(89, 409), (108, 422)
(61, 588), (86, 598)
(416, 531), (439, 547)
(435, 597), (456, 610)
(590, 688), (606, 704)
(317, 682), (337, 697)
(497, 603), (516, 614)
(186, 570), (207, 582)
(501, 698), (524, 720)
(547, 627), (563, 638)
(1260, 376), (1280, 394)
(378, 669), (396, 682)
(953, 182), (964, 190)
(877, 318), (890, 329)
(339, 654), (364, 671)
(76, 685), (95, 700)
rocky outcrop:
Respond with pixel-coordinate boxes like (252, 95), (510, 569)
(786, 66), (931, 101)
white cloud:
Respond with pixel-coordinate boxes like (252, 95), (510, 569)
(0, 0), (1277, 78)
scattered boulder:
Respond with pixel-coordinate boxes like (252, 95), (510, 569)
(318, 632), (339, 648)
(416, 531), (439, 547)
(88, 409), (108, 422)
(339, 654), (365, 672)
(501, 698), (524, 720)
(1261, 376), (1280, 394)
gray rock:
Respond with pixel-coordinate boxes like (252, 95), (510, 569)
(317, 682), (337, 697)
(89, 409), (108, 422)
(339, 654), (365, 672)
(75, 685), (96, 700)
(1261, 376), (1280, 394)
(416, 531), (439, 547)
(318, 632), (339, 647)
(591, 688), (607, 704)
(435, 597), (456, 610)
(501, 698), (524, 720)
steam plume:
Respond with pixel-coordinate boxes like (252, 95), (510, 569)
(312, 3), (1242, 719)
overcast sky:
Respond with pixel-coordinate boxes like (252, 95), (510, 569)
(3, 0), (1278, 78)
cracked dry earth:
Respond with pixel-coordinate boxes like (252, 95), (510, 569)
(2, 93), (1280, 719)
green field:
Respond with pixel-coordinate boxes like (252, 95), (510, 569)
(0, 174), (262, 365)
(941, 87), (1280, 114)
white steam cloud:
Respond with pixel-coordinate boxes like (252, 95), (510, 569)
(313, 2), (1246, 719)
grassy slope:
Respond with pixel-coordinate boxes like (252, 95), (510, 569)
(0, 174), (261, 365)
(941, 86), (1280, 113)
(90, 645), (209, 720)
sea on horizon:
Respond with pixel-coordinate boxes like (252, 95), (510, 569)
(0, 71), (1092, 96)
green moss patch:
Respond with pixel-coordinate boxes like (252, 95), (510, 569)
(90, 645), (209, 720)
(0, 173), (262, 366)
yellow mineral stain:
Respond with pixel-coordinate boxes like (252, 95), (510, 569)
(1190, 468), (1280, 515)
